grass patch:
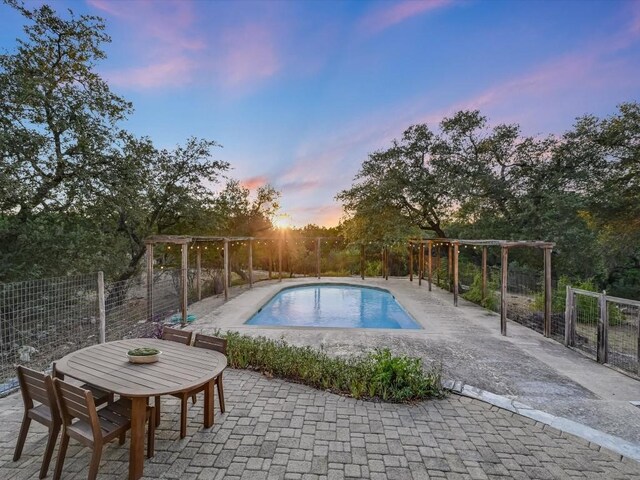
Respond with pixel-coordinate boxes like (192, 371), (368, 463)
(221, 331), (444, 402)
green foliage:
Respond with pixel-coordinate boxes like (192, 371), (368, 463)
(462, 272), (499, 311)
(222, 332), (444, 402)
(127, 347), (160, 356)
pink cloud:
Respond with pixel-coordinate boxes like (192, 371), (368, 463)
(288, 204), (344, 227)
(278, 180), (321, 193)
(90, 0), (206, 89)
(359, 0), (454, 35)
(218, 24), (280, 87)
(241, 176), (269, 190)
(107, 57), (195, 88)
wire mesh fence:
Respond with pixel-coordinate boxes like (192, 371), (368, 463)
(568, 288), (640, 377)
(0, 274), (100, 393)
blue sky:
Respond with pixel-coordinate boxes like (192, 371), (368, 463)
(1, 0), (639, 226)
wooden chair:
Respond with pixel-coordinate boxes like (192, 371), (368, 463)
(52, 378), (155, 480)
(162, 326), (194, 345)
(13, 366), (61, 479)
(52, 362), (113, 405)
(155, 326), (194, 429)
(192, 334), (227, 413)
(169, 333), (227, 438)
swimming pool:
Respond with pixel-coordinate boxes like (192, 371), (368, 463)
(246, 284), (422, 329)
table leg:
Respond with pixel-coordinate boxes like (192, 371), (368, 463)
(129, 396), (147, 480)
(204, 380), (215, 428)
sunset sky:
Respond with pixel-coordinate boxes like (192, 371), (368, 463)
(1, 0), (639, 227)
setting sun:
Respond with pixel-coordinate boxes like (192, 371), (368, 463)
(273, 216), (291, 229)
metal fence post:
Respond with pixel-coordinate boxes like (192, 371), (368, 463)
(597, 290), (608, 363)
(97, 271), (106, 344)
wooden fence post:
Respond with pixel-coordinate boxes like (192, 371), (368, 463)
(453, 242), (459, 307)
(409, 243), (413, 282)
(427, 241), (432, 291)
(385, 247), (389, 280)
(544, 247), (552, 338)
(248, 239), (253, 288)
(146, 242), (154, 322)
(597, 290), (608, 363)
(564, 285), (573, 346)
(481, 246), (487, 302)
(500, 246), (508, 336)
(448, 244), (453, 292)
(636, 307), (640, 366)
(97, 271), (106, 344)
(278, 236), (282, 282)
(223, 239), (229, 301)
(181, 242), (188, 326)
(196, 246), (202, 301)
(418, 243), (424, 286)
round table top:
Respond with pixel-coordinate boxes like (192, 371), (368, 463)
(55, 338), (227, 397)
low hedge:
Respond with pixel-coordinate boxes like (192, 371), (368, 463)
(221, 331), (444, 403)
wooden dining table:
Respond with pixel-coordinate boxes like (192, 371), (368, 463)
(54, 337), (227, 480)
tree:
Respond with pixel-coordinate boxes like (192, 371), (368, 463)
(214, 180), (280, 236)
(0, 1), (131, 217)
(337, 124), (449, 238)
(0, 1), (132, 280)
(94, 136), (228, 282)
(0, 3), (230, 283)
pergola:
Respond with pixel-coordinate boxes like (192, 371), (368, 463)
(145, 235), (555, 338)
(407, 239), (555, 337)
(144, 235), (333, 325)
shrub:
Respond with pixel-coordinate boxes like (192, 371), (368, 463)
(221, 332), (443, 402)
(463, 271), (499, 311)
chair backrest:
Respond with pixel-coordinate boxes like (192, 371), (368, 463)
(16, 366), (58, 416)
(53, 378), (100, 437)
(162, 326), (193, 345)
(193, 333), (227, 355)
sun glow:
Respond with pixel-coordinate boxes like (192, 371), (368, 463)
(273, 216), (292, 230)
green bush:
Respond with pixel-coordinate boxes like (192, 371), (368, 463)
(462, 271), (499, 311)
(221, 332), (443, 402)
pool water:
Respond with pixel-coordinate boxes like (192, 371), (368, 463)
(246, 284), (422, 329)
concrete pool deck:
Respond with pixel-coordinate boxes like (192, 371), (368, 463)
(189, 277), (640, 450)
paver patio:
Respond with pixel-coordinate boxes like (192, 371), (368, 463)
(1, 369), (639, 479)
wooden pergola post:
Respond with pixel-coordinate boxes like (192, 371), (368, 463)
(385, 247), (389, 280)
(418, 242), (424, 286)
(316, 237), (321, 279)
(146, 241), (154, 322)
(427, 241), (432, 291)
(453, 241), (459, 307)
(181, 242), (188, 326)
(500, 246), (508, 336)
(278, 236), (282, 282)
(196, 246), (202, 301)
(381, 248), (385, 278)
(268, 243), (272, 279)
(248, 239), (253, 288)
(481, 246), (488, 302)
(544, 247), (552, 338)
(360, 244), (365, 280)
(223, 239), (229, 301)
(409, 243), (413, 281)
(227, 242), (232, 288)
(435, 244), (440, 286)
(447, 243), (453, 292)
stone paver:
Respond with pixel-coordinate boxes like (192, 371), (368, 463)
(1, 369), (639, 479)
